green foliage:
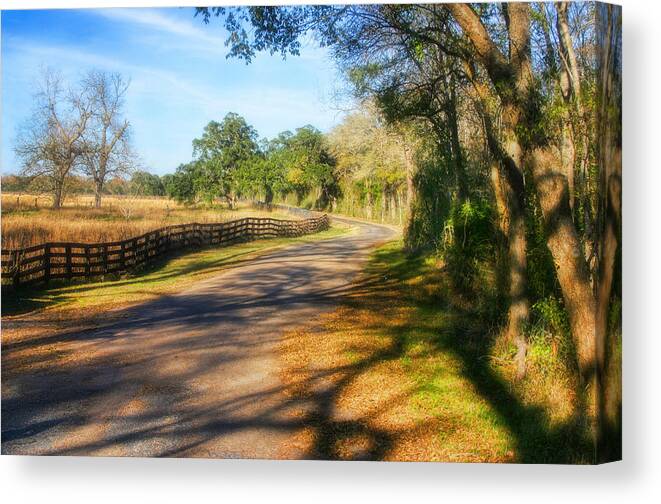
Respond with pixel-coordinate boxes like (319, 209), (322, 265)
(441, 199), (495, 293)
(191, 113), (260, 204)
(405, 161), (451, 251)
(525, 191), (562, 301)
(130, 170), (165, 196)
(532, 296), (571, 339)
(528, 296), (575, 374)
(165, 163), (197, 204)
(163, 114), (340, 211)
(327, 105), (410, 222)
(274, 125), (338, 209)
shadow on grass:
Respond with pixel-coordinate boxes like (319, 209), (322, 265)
(370, 245), (594, 463)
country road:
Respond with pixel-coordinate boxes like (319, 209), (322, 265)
(1, 217), (397, 458)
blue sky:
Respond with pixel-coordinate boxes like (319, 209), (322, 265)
(1, 7), (350, 175)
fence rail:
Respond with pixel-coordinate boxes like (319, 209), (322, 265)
(1, 215), (330, 289)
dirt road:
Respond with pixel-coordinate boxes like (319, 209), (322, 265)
(1, 217), (396, 458)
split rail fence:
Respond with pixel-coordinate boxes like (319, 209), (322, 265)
(1, 215), (330, 289)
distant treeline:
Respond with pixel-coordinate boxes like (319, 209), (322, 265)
(2, 171), (168, 198)
(162, 107), (415, 226)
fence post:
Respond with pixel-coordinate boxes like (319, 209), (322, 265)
(12, 251), (20, 289)
(43, 245), (51, 285)
(65, 245), (72, 280)
(120, 241), (126, 272)
(130, 238), (136, 266)
(85, 245), (91, 279)
(151, 232), (156, 259)
(102, 244), (108, 275)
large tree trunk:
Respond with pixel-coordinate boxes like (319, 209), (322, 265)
(404, 145), (415, 209)
(594, 2), (622, 461)
(468, 68), (531, 377)
(499, 4), (533, 378)
(94, 179), (103, 208)
(505, 189), (529, 379)
(52, 178), (64, 209)
(528, 148), (596, 375)
(499, 135), (530, 379)
(447, 85), (469, 199)
(490, 161), (528, 378)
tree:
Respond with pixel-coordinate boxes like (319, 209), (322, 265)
(328, 105), (409, 223)
(81, 71), (135, 208)
(259, 132), (294, 205)
(165, 162), (198, 204)
(447, 4), (621, 453)
(14, 69), (93, 208)
(192, 113), (260, 208)
(130, 170), (165, 196)
(282, 126), (338, 209)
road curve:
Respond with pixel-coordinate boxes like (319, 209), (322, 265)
(2, 217), (396, 458)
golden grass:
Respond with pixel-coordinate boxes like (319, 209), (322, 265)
(1, 193), (298, 249)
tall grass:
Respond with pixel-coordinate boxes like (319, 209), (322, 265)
(1, 193), (297, 249)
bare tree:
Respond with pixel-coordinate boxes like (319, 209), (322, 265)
(14, 69), (92, 208)
(81, 71), (134, 208)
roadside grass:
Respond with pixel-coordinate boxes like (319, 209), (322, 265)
(279, 239), (593, 463)
(2, 223), (350, 320)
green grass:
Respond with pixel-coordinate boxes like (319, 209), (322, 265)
(2, 223), (350, 317)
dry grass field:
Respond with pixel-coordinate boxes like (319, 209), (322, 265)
(1, 193), (298, 250)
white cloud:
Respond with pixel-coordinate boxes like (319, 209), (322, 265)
(95, 8), (228, 58)
(98, 8), (219, 43)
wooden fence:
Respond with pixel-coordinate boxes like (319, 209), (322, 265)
(1, 215), (330, 289)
